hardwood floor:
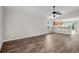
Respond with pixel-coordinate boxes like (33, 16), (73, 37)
(0, 33), (79, 53)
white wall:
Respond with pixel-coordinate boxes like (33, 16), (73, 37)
(3, 7), (79, 42)
(3, 7), (48, 41)
(0, 7), (3, 49)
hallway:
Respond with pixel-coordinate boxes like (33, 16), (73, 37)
(1, 33), (79, 53)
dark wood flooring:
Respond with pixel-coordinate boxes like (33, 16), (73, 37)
(0, 33), (79, 53)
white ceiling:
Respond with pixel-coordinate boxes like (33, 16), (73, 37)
(3, 6), (79, 20)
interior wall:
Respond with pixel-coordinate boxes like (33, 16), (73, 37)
(3, 7), (48, 41)
(0, 7), (3, 49)
(3, 6), (79, 42)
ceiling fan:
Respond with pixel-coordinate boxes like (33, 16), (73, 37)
(52, 6), (62, 18)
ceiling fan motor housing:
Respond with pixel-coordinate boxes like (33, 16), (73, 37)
(52, 11), (56, 14)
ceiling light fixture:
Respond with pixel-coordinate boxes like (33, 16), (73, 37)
(47, 6), (62, 19)
(52, 6), (62, 18)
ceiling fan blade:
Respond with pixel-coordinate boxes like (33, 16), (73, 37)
(56, 11), (62, 15)
(48, 11), (54, 16)
(55, 12), (62, 15)
(58, 13), (62, 15)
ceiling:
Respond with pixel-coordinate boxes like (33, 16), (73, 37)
(3, 6), (79, 20)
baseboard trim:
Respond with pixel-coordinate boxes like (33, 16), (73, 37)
(3, 32), (71, 43)
(52, 32), (71, 36)
(0, 42), (3, 51)
(3, 32), (49, 42)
